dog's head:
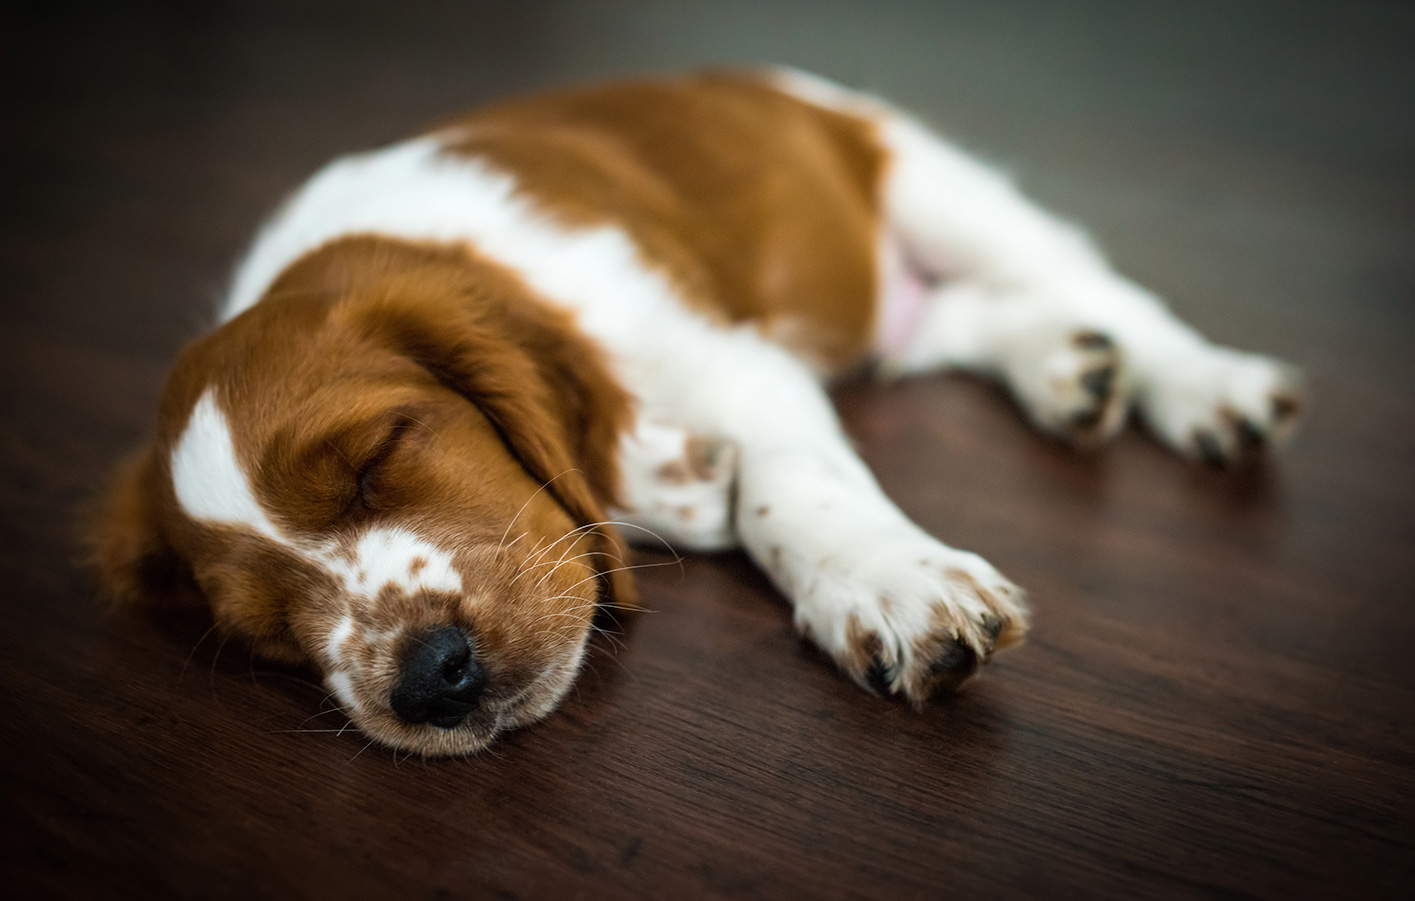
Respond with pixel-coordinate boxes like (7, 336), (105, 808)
(94, 238), (636, 756)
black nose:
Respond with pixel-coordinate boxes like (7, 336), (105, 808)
(390, 625), (486, 728)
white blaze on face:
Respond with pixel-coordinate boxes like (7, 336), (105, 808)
(324, 616), (356, 667)
(171, 388), (284, 542)
(326, 671), (360, 713)
(170, 389), (464, 644)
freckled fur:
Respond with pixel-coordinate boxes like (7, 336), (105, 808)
(654, 459), (694, 485)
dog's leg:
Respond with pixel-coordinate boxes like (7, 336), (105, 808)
(632, 330), (1027, 701)
(877, 111), (1304, 463)
(885, 279), (1132, 447)
(612, 416), (739, 551)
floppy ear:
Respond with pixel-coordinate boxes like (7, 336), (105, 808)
(367, 282), (639, 608)
(91, 445), (200, 608)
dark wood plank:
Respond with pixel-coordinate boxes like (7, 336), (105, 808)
(4, 1), (1413, 897)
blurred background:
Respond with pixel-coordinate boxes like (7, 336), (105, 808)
(6, 0), (1412, 378)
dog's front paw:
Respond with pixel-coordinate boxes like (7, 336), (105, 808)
(793, 535), (1028, 702)
(1137, 345), (1304, 467)
(615, 420), (739, 550)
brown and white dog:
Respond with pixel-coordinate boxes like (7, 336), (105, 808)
(95, 70), (1302, 756)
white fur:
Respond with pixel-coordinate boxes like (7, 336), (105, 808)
(324, 616), (355, 667)
(362, 626), (402, 646)
(171, 389), (284, 542)
(612, 417), (737, 552)
(322, 527), (463, 602)
(326, 671), (360, 713)
(767, 66), (890, 121)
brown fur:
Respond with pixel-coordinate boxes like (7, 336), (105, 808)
(441, 71), (887, 372)
(842, 613), (885, 685)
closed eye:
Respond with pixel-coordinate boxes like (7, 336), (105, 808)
(353, 414), (417, 511)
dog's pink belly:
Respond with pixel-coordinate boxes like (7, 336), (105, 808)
(873, 236), (932, 361)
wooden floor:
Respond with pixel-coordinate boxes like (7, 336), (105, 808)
(4, 1), (1413, 897)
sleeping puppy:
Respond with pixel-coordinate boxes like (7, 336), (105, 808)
(95, 69), (1303, 756)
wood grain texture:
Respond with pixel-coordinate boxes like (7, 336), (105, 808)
(3, 1), (1412, 897)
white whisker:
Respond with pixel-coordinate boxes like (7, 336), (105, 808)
(348, 738), (377, 763)
(497, 468), (582, 551)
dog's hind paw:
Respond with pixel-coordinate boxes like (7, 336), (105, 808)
(1137, 345), (1304, 468)
(1003, 323), (1132, 449)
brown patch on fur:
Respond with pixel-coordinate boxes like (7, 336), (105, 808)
(1218, 407), (1245, 429)
(1072, 330), (1113, 351)
(900, 600), (974, 700)
(440, 71), (888, 374)
(944, 567), (1026, 650)
(682, 434), (721, 481)
(408, 556), (427, 576)
(755, 505), (770, 517)
(655, 434), (724, 485)
(842, 613), (885, 683)
(655, 459), (694, 485)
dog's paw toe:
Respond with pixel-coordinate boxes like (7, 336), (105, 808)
(1140, 347), (1304, 467)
